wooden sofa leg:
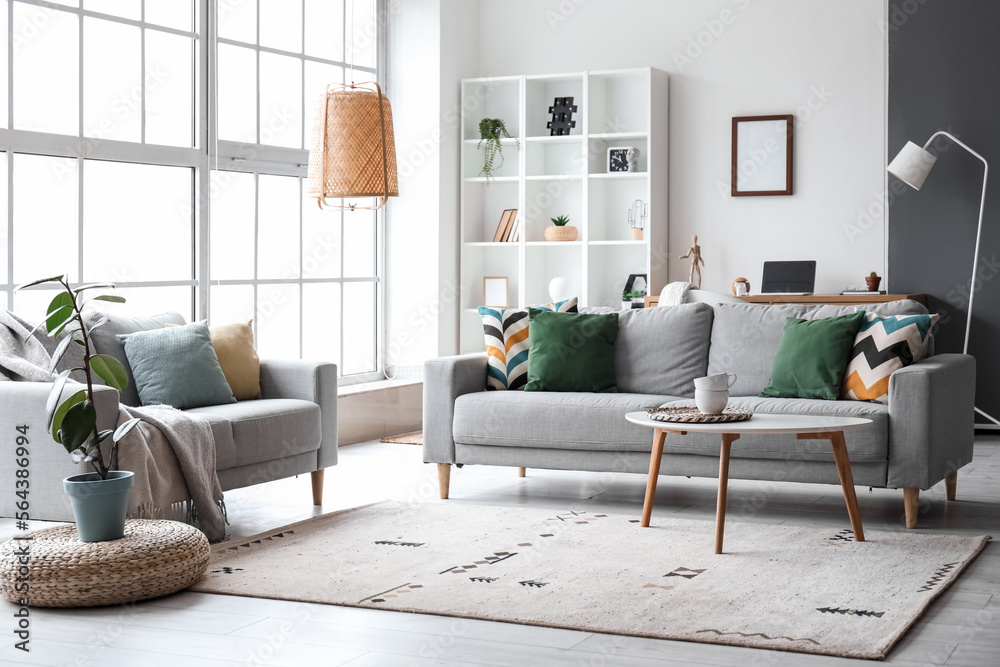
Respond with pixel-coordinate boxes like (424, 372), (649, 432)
(945, 471), (957, 501)
(311, 469), (324, 505)
(517, 467), (526, 477)
(438, 463), (451, 499)
(903, 488), (919, 528)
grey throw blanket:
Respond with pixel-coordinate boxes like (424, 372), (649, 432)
(118, 405), (228, 543)
(0, 309), (85, 382)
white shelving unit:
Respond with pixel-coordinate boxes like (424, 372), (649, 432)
(460, 67), (669, 353)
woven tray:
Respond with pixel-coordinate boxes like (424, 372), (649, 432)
(646, 406), (753, 423)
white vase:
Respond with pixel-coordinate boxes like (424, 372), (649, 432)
(548, 277), (573, 302)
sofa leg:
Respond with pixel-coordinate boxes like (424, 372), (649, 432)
(903, 488), (919, 528)
(517, 467), (526, 477)
(438, 463), (451, 499)
(945, 471), (957, 501)
(311, 469), (324, 506)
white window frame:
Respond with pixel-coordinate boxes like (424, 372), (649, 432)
(0, 0), (385, 383)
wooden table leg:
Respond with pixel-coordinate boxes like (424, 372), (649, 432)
(641, 429), (667, 527)
(830, 431), (865, 542)
(715, 434), (739, 554)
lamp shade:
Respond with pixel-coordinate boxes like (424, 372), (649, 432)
(307, 82), (399, 210)
(887, 140), (937, 190)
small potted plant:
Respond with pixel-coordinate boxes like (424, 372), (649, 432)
(478, 118), (519, 182)
(16, 275), (141, 542)
(621, 289), (647, 310)
(866, 271), (882, 292)
(544, 215), (578, 242)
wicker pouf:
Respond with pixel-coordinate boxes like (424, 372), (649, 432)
(0, 520), (210, 608)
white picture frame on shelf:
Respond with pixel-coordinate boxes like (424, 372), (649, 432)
(483, 277), (509, 307)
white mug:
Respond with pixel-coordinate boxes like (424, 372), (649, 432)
(694, 373), (738, 391)
(695, 389), (729, 415)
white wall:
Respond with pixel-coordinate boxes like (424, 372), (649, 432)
(384, 0), (479, 372)
(471, 0), (887, 295)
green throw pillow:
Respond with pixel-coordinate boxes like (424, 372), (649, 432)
(760, 312), (866, 401)
(524, 309), (619, 393)
(118, 321), (237, 409)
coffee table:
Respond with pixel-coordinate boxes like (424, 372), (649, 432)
(624, 412), (873, 554)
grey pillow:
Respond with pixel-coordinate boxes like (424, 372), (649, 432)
(117, 321), (236, 409)
(82, 311), (187, 406)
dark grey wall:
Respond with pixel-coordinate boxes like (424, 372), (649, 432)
(888, 0), (1000, 425)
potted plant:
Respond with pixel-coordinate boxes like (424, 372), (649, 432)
(866, 271), (882, 292)
(544, 215), (578, 242)
(621, 289), (647, 310)
(478, 118), (519, 181)
(16, 275), (141, 542)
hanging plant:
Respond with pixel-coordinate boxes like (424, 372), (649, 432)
(478, 118), (519, 181)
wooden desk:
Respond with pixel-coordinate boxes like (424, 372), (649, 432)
(644, 293), (927, 308)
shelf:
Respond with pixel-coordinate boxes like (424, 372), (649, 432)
(525, 174), (584, 182)
(464, 176), (519, 183)
(463, 137), (519, 145)
(589, 240), (647, 246)
(525, 241), (582, 247)
(525, 135), (584, 143)
(590, 132), (649, 141)
(589, 172), (647, 180)
(464, 242), (520, 248)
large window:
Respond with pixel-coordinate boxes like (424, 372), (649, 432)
(0, 0), (382, 380)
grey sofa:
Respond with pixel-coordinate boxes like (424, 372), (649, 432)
(424, 301), (975, 529)
(0, 311), (338, 522)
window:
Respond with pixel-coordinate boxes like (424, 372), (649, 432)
(0, 0), (382, 381)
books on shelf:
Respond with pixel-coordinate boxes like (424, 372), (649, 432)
(507, 211), (521, 242)
(491, 209), (519, 242)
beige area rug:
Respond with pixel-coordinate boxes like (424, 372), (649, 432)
(380, 430), (422, 445)
(192, 502), (989, 659)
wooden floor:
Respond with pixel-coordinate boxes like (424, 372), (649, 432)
(1, 436), (998, 666)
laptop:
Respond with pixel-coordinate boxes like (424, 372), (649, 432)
(761, 261), (817, 295)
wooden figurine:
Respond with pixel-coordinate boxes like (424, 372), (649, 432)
(679, 235), (705, 289)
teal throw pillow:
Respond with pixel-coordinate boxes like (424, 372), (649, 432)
(524, 309), (619, 393)
(118, 321), (237, 409)
(759, 312), (865, 401)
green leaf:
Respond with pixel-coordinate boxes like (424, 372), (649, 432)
(60, 401), (96, 453)
(113, 417), (141, 443)
(73, 283), (115, 293)
(45, 370), (74, 434)
(86, 316), (109, 335)
(90, 295), (126, 304)
(52, 390), (87, 445)
(46, 292), (75, 333)
(90, 354), (129, 392)
(15, 274), (66, 291)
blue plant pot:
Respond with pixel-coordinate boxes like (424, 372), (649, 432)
(63, 470), (135, 542)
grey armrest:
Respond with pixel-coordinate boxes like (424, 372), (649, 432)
(887, 353), (976, 489)
(0, 382), (120, 521)
(259, 360), (338, 469)
(423, 353), (488, 464)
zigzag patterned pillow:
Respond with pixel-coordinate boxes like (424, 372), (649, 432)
(478, 297), (578, 390)
(841, 312), (939, 404)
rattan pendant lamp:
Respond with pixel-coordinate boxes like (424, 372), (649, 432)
(307, 1), (398, 211)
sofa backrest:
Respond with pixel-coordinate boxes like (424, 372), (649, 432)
(615, 302), (714, 397)
(707, 300), (930, 397)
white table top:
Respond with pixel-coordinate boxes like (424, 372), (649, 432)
(625, 411), (872, 435)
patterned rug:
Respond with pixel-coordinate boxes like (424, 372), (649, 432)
(379, 430), (422, 445)
(191, 502), (989, 659)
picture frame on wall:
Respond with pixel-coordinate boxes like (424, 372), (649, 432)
(483, 276), (509, 307)
(731, 114), (794, 196)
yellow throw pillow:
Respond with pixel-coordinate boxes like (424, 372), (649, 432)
(167, 319), (261, 400)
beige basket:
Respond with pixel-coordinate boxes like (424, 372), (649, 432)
(0, 520), (210, 608)
(544, 225), (578, 242)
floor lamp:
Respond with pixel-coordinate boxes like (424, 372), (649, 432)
(888, 131), (1000, 427)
